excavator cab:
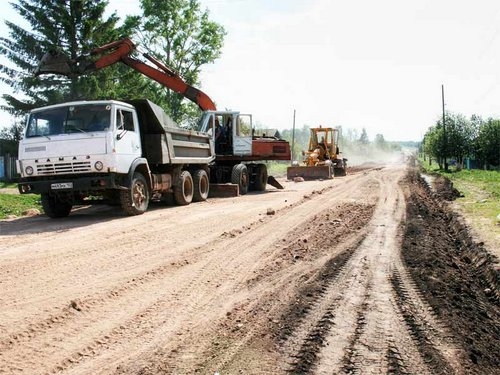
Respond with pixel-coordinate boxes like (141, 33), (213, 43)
(200, 111), (253, 156)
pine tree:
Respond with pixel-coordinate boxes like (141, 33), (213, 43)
(0, 0), (137, 117)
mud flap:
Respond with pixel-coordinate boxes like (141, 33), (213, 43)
(267, 176), (284, 189)
(209, 183), (239, 197)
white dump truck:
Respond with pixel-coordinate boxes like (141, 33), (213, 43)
(17, 99), (214, 217)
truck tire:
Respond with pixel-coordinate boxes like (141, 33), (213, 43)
(193, 169), (209, 202)
(253, 164), (268, 191)
(334, 167), (347, 177)
(120, 172), (149, 215)
(174, 170), (194, 205)
(231, 164), (249, 195)
(41, 193), (72, 218)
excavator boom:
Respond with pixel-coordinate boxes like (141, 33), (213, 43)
(35, 38), (216, 111)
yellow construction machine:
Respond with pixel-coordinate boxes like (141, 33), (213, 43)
(287, 126), (347, 180)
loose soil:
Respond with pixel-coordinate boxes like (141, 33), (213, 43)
(0, 162), (498, 374)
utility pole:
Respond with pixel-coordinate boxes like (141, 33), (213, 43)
(441, 84), (448, 171)
(291, 109), (296, 164)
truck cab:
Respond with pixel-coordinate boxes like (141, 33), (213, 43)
(18, 100), (142, 180)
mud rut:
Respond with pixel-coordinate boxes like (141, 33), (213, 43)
(0, 164), (498, 374)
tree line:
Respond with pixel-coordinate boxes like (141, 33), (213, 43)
(422, 112), (499, 170)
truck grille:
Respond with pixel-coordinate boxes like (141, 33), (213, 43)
(36, 161), (92, 175)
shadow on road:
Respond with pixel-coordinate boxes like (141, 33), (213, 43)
(0, 201), (178, 236)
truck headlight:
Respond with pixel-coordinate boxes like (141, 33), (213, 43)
(25, 166), (34, 175)
(94, 161), (104, 171)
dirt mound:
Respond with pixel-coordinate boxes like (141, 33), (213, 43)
(433, 174), (463, 201)
(401, 169), (500, 374)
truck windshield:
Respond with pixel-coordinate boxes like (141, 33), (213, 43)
(26, 104), (112, 137)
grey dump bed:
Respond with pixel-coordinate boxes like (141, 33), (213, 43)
(127, 99), (214, 165)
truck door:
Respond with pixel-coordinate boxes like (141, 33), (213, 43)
(232, 114), (252, 156)
(113, 107), (142, 173)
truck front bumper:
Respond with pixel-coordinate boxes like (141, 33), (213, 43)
(18, 174), (124, 195)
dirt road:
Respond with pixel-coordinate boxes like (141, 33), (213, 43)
(0, 163), (498, 374)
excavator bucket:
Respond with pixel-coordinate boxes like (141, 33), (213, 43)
(34, 50), (76, 76)
(287, 165), (333, 180)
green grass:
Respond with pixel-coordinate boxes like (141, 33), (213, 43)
(0, 192), (42, 219)
(267, 161), (291, 177)
(0, 182), (18, 189)
(447, 169), (500, 199)
(420, 159), (500, 201)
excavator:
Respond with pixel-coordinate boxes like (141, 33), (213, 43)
(34, 37), (290, 194)
(287, 126), (347, 180)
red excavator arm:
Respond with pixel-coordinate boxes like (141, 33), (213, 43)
(35, 37), (216, 112)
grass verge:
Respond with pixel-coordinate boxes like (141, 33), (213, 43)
(419, 158), (500, 251)
(266, 161), (291, 177)
(0, 182), (42, 219)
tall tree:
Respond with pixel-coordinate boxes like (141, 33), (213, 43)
(358, 128), (369, 145)
(281, 124), (311, 162)
(0, 0), (136, 117)
(374, 133), (387, 150)
(0, 120), (24, 143)
(423, 124), (444, 168)
(131, 0), (226, 126)
(476, 118), (500, 168)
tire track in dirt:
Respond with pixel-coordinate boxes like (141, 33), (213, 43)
(0, 172), (378, 374)
(1, 209), (279, 374)
(390, 269), (455, 374)
(276, 166), (466, 375)
(2, 180), (326, 369)
(187, 176), (379, 374)
(116, 172), (382, 374)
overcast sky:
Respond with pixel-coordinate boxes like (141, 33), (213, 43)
(1, 0), (499, 141)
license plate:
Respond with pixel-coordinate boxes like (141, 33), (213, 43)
(51, 182), (73, 190)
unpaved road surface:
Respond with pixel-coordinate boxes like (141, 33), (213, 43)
(1, 163), (498, 374)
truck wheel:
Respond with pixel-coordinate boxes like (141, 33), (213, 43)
(174, 170), (194, 205)
(120, 172), (149, 215)
(41, 193), (72, 218)
(231, 164), (249, 195)
(193, 169), (209, 202)
(334, 167), (346, 177)
(253, 164), (268, 191)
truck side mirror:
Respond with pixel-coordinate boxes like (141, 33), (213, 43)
(116, 110), (128, 140)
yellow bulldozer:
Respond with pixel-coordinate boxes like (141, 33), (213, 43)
(287, 126), (347, 180)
